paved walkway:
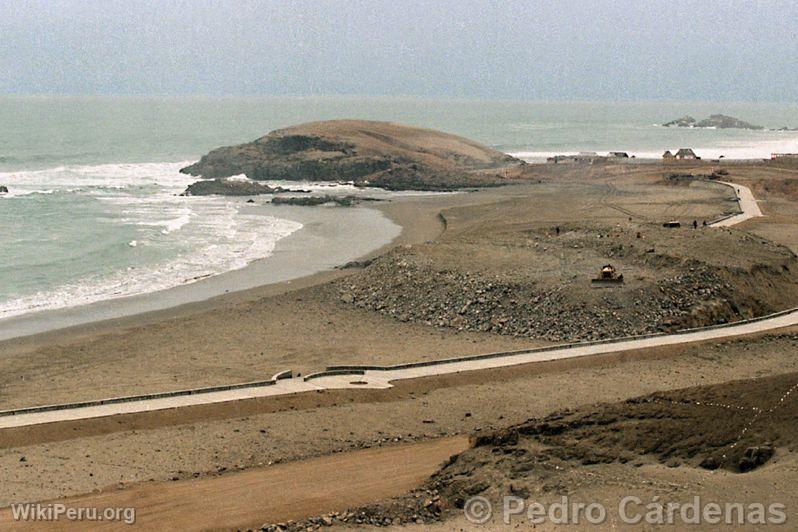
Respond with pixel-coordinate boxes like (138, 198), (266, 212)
(709, 181), (763, 227)
(0, 182), (776, 430)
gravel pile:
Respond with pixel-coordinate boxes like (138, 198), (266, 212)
(259, 488), (445, 530)
(337, 251), (754, 342)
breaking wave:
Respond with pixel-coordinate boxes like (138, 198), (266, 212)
(0, 161), (302, 319)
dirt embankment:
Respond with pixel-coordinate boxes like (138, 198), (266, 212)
(751, 176), (798, 202)
(337, 214), (798, 341)
(434, 371), (798, 507)
(180, 119), (522, 191)
(256, 368), (798, 531)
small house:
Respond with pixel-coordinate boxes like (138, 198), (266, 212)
(663, 150), (675, 160)
(675, 148), (699, 160)
(609, 152), (629, 158)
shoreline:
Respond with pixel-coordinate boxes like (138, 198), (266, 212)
(0, 193), (450, 348)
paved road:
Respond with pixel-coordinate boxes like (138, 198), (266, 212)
(709, 181), (763, 227)
(0, 181), (776, 430)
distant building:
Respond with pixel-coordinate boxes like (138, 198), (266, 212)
(609, 151), (629, 158)
(663, 150), (675, 160)
(771, 153), (798, 160)
(675, 148), (699, 160)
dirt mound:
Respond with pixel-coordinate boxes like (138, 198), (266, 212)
(266, 370), (798, 530)
(338, 220), (798, 341)
(180, 120), (521, 190)
(428, 371), (798, 512)
(751, 177), (798, 201)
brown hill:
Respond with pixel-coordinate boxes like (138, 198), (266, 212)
(180, 120), (521, 190)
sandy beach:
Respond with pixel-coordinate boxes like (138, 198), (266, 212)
(5, 3), (798, 529)
(2, 158), (798, 529)
(0, 188), (538, 409)
(0, 201), (403, 341)
(3, 160), (797, 410)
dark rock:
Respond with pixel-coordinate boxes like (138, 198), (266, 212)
(738, 445), (774, 472)
(0, 186), (8, 194)
(463, 481), (489, 496)
(337, 258), (375, 270)
(699, 455), (720, 470)
(181, 179), (288, 196)
(663, 115), (697, 127)
(695, 114), (764, 130)
(271, 195), (362, 207)
(664, 114), (764, 130)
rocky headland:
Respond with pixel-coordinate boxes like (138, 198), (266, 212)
(180, 120), (522, 191)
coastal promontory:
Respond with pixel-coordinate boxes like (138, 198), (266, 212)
(180, 120), (522, 191)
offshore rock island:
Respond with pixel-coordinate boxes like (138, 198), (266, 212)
(180, 119), (522, 191)
(663, 114), (766, 130)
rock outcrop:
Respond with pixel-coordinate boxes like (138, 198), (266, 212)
(0, 186), (8, 194)
(663, 115), (697, 128)
(180, 179), (292, 196)
(180, 120), (522, 191)
(271, 195), (381, 207)
(664, 114), (764, 130)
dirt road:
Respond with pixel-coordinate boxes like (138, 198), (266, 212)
(0, 436), (469, 531)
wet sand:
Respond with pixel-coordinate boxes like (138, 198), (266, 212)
(0, 202), (402, 341)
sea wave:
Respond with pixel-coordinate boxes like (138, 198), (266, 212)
(0, 161), (196, 193)
(134, 209), (194, 234)
(0, 161), (304, 320)
(0, 213), (302, 320)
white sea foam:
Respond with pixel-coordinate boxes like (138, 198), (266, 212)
(0, 161), (195, 191)
(0, 188), (56, 198)
(0, 161), (303, 320)
(261, 180), (454, 197)
(509, 135), (798, 162)
(0, 211), (302, 319)
(135, 209), (194, 234)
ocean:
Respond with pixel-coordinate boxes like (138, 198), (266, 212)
(2, 96), (798, 321)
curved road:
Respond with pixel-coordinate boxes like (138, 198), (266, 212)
(709, 181), (763, 227)
(0, 181), (773, 430)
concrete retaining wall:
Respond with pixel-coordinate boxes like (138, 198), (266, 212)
(303, 369), (366, 382)
(271, 370), (293, 381)
(0, 378), (278, 418)
(3, 303), (794, 419)
(325, 306), (798, 373)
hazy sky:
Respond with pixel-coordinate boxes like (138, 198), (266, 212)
(1, 0), (796, 101)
